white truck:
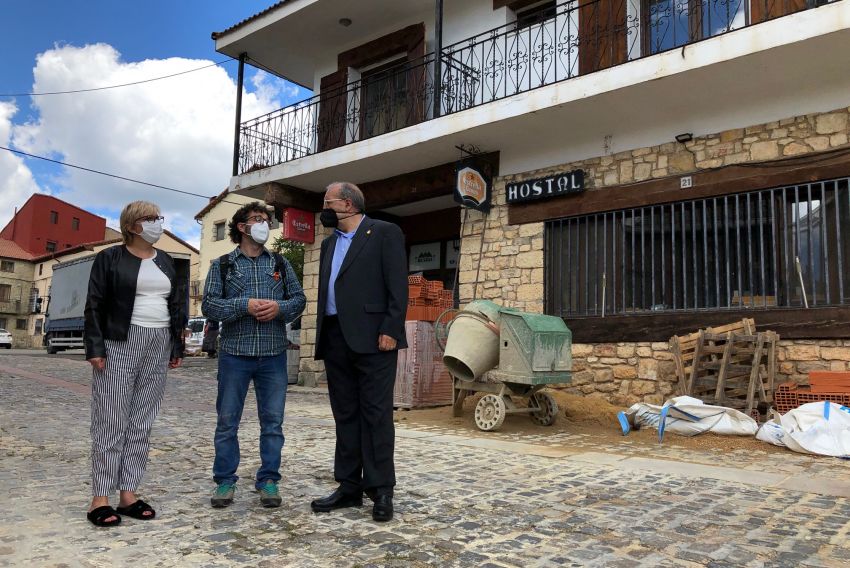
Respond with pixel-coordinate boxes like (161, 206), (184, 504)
(44, 256), (94, 354)
(44, 253), (192, 354)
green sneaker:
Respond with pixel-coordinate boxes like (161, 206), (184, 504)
(211, 483), (235, 508)
(258, 480), (282, 508)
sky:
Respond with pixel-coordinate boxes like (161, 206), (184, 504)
(0, 0), (311, 247)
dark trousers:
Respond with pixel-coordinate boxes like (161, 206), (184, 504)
(322, 316), (397, 496)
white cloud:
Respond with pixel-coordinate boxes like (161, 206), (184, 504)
(9, 43), (284, 243)
(251, 70), (303, 103)
(0, 102), (42, 228)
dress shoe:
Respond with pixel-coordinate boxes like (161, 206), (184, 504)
(372, 494), (393, 522)
(310, 488), (363, 513)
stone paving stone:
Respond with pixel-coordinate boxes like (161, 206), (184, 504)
(2, 353), (850, 566)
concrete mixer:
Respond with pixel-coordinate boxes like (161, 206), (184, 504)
(438, 300), (572, 431)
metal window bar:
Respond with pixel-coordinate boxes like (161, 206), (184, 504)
(545, 177), (850, 317)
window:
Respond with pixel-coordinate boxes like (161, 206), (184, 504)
(34, 318), (43, 335)
(0, 260), (13, 272)
(545, 177), (850, 317)
(644, 0), (746, 55)
(361, 58), (410, 139)
(16, 318), (26, 330)
(38, 264), (43, 276)
(0, 318), (6, 330)
(72, 217), (80, 230)
(214, 221), (226, 241)
(515, 0), (556, 30)
(0, 284), (10, 302)
(45, 241), (57, 253)
(50, 210), (59, 224)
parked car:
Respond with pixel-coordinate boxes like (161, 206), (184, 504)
(0, 328), (11, 349)
(185, 317), (206, 355)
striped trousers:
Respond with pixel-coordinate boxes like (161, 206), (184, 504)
(90, 324), (170, 496)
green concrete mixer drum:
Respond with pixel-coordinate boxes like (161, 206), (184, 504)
(490, 309), (572, 385)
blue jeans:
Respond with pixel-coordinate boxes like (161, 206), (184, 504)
(213, 351), (288, 489)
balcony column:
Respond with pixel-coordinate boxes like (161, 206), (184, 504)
(433, 0), (444, 118)
(232, 52), (246, 177)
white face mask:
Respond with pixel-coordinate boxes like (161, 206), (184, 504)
(138, 220), (164, 244)
(248, 221), (270, 245)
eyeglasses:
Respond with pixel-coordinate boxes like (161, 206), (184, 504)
(245, 215), (269, 224)
(136, 216), (164, 223)
(323, 198), (347, 206)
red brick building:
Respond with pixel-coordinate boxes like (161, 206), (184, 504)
(0, 194), (106, 255)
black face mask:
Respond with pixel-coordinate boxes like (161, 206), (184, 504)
(319, 208), (339, 228)
(319, 208), (359, 229)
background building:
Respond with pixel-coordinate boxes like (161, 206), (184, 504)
(214, 0), (850, 397)
(0, 239), (36, 347)
(1, 194), (106, 255)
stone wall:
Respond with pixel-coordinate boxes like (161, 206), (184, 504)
(298, 222), (326, 386)
(562, 339), (850, 407)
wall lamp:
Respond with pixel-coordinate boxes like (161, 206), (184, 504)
(675, 132), (693, 144)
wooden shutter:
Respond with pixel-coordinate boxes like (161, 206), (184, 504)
(750, 0), (808, 24)
(317, 69), (349, 152)
(579, 0), (628, 75)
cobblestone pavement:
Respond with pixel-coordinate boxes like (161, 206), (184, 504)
(1, 353), (850, 567)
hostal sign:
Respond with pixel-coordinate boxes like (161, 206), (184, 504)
(506, 170), (585, 204)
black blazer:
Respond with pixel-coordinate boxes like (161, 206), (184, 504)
(315, 217), (408, 358)
(84, 245), (188, 360)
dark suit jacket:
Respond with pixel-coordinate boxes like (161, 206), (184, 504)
(315, 216), (408, 358)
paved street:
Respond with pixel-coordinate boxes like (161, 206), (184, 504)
(1, 352), (850, 567)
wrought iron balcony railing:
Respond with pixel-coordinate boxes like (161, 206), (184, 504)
(238, 0), (833, 174)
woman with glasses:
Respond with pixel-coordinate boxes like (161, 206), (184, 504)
(84, 200), (187, 527)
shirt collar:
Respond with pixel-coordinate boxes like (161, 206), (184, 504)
(233, 246), (270, 260)
(334, 215), (366, 239)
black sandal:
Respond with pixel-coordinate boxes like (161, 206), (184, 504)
(87, 505), (122, 527)
(116, 499), (156, 520)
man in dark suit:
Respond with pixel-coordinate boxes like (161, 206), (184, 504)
(310, 181), (408, 522)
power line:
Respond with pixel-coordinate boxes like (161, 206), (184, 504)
(0, 145), (270, 214)
(0, 58), (235, 97)
(0, 144), (214, 198)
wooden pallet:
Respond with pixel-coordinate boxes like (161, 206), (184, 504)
(670, 318), (755, 396)
(670, 319), (777, 414)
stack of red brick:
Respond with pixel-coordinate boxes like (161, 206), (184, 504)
(406, 275), (453, 321)
(393, 321), (453, 409)
(774, 371), (850, 413)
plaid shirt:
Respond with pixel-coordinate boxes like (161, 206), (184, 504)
(202, 247), (305, 357)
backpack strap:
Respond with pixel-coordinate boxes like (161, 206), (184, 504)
(272, 253), (288, 297)
(218, 253), (233, 299)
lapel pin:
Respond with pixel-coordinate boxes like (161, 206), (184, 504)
(366, 229), (372, 235)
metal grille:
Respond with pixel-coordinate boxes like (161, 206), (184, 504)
(545, 178), (850, 316)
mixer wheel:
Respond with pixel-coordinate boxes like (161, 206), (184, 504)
(474, 394), (506, 431)
(530, 391), (558, 426)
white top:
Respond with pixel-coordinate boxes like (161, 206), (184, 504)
(130, 253), (171, 328)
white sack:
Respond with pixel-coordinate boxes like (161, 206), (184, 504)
(618, 396), (758, 442)
(756, 402), (850, 457)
